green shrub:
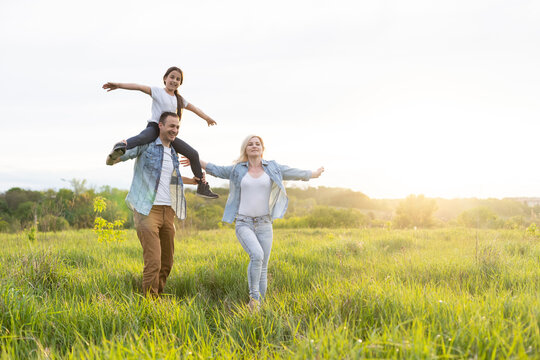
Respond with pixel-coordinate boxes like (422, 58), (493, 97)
(393, 195), (437, 228)
(457, 207), (503, 229)
(38, 215), (70, 232)
(275, 206), (368, 228)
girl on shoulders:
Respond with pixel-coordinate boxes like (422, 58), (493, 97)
(103, 66), (218, 198)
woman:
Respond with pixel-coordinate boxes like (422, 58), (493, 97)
(201, 135), (324, 310)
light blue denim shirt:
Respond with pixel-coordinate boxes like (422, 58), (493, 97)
(205, 160), (312, 223)
(119, 138), (186, 219)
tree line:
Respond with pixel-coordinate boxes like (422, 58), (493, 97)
(0, 180), (538, 232)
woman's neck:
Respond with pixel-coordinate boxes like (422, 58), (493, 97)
(247, 156), (262, 169)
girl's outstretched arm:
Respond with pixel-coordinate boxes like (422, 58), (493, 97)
(102, 82), (151, 96)
(185, 103), (217, 126)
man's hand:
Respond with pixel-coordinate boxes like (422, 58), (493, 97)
(182, 176), (201, 185)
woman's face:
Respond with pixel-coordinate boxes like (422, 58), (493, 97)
(163, 70), (182, 92)
(245, 137), (263, 157)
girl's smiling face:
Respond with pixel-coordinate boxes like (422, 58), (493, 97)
(163, 70), (183, 92)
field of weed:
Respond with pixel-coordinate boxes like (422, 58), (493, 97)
(0, 228), (539, 358)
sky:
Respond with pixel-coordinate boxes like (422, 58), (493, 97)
(1, 0), (539, 199)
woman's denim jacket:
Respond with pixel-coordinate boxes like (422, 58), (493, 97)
(205, 160), (312, 223)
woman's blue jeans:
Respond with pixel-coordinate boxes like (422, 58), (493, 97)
(235, 215), (273, 301)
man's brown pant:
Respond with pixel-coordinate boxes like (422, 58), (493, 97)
(134, 205), (176, 296)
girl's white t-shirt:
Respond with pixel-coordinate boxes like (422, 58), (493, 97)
(153, 146), (175, 206)
(238, 172), (272, 217)
(149, 87), (189, 124)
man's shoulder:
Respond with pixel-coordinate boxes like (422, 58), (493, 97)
(122, 142), (156, 160)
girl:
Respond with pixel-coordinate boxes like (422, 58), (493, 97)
(197, 135), (324, 310)
(103, 66), (218, 198)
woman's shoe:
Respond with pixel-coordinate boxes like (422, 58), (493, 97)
(248, 298), (260, 312)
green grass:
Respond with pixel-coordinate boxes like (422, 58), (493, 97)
(0, 228), (539, 359)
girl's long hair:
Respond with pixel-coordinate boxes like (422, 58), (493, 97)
(163, 66), (184, 120)
(234, 135), (265, 164)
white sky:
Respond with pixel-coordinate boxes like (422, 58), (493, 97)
(1, 0), (539, 199)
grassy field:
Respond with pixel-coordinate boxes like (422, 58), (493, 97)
(0, 227), (539, 359)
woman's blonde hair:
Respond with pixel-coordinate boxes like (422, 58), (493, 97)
(235, 135), (265, 163)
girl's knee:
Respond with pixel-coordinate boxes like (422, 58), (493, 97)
(187, 149), (199, 160)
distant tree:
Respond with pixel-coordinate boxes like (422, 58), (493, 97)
(286, 187), (378, 210)
(14, 201), (35, 227)
(457, 207), (503, 229)
(5, 188), (42, 212)
(306, 206), (368, 228)
(65, 178), (88, 196)
(504, 216), (526, 230)
(0, 198), (9, 215)
(394, 195), (437, 228)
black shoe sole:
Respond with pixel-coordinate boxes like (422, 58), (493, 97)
(196, 193), (219, 199)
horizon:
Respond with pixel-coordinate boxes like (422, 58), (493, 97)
(2, 180), (539, 203)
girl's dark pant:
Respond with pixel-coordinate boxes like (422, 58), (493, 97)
(126, 122), (203, 179)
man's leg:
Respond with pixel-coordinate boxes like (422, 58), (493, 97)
(158, 206), (176, 294)
(134, 207), (164, 297)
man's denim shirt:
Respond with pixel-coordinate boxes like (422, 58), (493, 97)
(119, 138), (186, 219)
(205, 160), (311, 223)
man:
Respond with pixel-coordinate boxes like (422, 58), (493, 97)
(108, 111), (198, 296)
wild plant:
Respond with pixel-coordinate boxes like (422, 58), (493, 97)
(93, 196), (126, 242)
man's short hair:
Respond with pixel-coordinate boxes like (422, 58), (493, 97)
(159, 112), (179, 124)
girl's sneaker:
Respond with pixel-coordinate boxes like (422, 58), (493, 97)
(196, 181), (219, 199)
(106, 142), (127, 165)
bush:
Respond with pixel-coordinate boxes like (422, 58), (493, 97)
(38, 215), (70, 232)
(393, 195), (437, 228)
(0, 218), (10, 232)
(457, 207), (503, 229)
(275, 206), (368, 228)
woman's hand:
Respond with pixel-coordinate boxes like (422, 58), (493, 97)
(311, 167), (324, 178)
(180, 156), (191, 167)
(102, 82), (119, 91)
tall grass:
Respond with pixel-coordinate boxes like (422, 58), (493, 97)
(0, 228), (538, 358)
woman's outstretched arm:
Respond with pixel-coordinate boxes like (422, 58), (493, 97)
(280, 164), (324, 181)
(181, 157), (233, 180)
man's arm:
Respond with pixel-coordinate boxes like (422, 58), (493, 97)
(108, 144), (148, 166)
(181, 176), (199, 185)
